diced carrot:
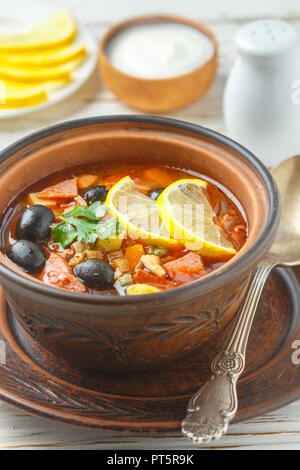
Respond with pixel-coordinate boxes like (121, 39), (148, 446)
(125, 244), (145, 271)
(74, 195), (87, 206)
(142, 168), (174, 187)
(134, 269), (178, 289)
(39, 253), (86, 293)
(38, 178), (78, 200)
(77, 174), (98, 189)
(164, 252), (206, 283)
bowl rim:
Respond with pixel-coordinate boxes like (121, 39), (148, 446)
(99, 14), (218, 83)
(0, 115), (280, 305)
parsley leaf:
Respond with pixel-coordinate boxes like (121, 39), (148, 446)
(52, 222), (77, 248)
(52, 203), (120, 249)
(65, 201), (108, 220)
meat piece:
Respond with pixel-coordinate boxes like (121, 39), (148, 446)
(39, 253), (86, 293)
(38, 178), (78, 200)
(62, 204), (76, 214)
(164, 252), (206, 284)
(59, 248), (74, 262)
(61, 195), (87, 214)
(134, 269), (178, 289)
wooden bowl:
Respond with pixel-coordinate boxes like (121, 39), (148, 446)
(0, 116), (280, 373)
(99, 15), (218, 112)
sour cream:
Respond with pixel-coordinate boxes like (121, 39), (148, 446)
(106, 23), (214, 79)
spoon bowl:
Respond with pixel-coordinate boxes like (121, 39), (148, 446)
(268, 155), (300, 266)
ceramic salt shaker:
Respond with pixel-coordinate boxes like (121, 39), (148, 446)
(223, 19), (300, 167)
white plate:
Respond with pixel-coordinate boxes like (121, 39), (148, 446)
(0, 15), (98, 119)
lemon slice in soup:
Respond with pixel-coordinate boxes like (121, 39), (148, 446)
(157, 179), (236, 257)
(105, 176), (180, 248)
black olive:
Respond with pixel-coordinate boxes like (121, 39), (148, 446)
(73, 259), (114, 289)
(6, 240), (46, 275)
(83, 185), (108, 205)
(149, 188), (165, 201)
(16, 205), (54, 242)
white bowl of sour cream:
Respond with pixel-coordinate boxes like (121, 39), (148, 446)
(99, 15), (217, 112)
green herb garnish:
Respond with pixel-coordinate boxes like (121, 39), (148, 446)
(52, 202), (120, 249)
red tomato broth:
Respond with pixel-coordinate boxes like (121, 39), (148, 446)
(0, 163), (248, 295)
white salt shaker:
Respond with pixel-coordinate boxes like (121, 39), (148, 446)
(223, 19), (300, 167)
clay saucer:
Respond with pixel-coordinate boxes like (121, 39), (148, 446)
(0, 267), (300, 432)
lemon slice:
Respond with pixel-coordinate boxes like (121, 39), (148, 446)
(105, 176), (181, 248)
(0, 83), (46, 108)
(0, 57), (85, 83)
(0, 79), (69, 108)
(157, 179), (236, 257)
(0, 44), (87, 68)
(0, 9), (77, 52)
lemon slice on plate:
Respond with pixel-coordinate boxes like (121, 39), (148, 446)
(0, 80), (69, 109)
(0, 44), (87, 68)
(105, 176), (181, 248)
(0, 9), (76, 52)
(157, 179), (236, 257)
(0, 57), (86, 83)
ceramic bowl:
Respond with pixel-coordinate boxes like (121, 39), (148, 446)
(0, 116), (280, 373)
(99, 15), (218, 112)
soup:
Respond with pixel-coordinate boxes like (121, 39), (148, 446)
(1, 163), (247, 295)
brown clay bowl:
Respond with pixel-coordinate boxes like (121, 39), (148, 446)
(99, 15), (218, 112)
(0, 116), (280, 373)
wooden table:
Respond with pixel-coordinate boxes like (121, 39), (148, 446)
(0, 0), (300, 450)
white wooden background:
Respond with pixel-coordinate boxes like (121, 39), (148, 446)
(0, 0), (300, 450)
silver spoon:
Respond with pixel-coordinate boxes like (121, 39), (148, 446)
(182, 155), (300, 444)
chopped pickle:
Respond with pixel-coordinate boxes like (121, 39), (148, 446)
(119, 273), (133, 287)
(146, 246), (168, 256)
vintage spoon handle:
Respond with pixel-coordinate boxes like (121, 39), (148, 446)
(182, 260), (275, 444)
